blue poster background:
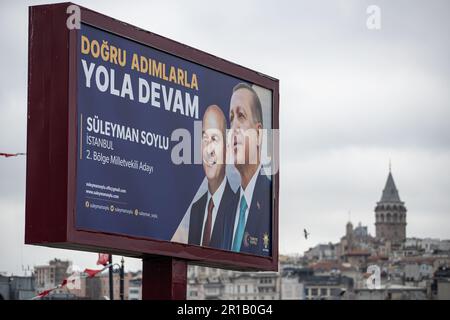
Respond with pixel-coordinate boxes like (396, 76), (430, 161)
(75, 24), (264, 246)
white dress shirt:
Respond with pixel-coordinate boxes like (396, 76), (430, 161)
(200, 177), (227, 245)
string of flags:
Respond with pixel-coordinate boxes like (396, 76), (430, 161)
(31, 253), (112, 300)
(0, 152), (26, 157)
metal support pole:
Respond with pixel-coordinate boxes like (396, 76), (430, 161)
(108, 254), (114, 300)
(120, 257), (125, 300)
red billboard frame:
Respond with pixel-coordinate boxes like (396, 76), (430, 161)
(26, 2), (279, 272)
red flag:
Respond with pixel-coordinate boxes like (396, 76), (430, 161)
(97, 253), (109, 266)
(37, 289), (53, 298)
(0, 152), (25, 157)
(84, 268), (103, 278)
(1, 153), (17, 157)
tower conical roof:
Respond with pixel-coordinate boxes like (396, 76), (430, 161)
(380, 171), (401, 203)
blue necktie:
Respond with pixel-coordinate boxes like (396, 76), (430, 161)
(232, 195), (248, 252)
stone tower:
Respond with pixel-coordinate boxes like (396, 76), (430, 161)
(375, 169), (407, 248)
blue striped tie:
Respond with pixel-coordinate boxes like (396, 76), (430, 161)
(232, 195), (248, 252)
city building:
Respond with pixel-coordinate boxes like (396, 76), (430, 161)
(304, 243), (336, 261)
(302, 274), (352, 300)
(128, 272), (142, 300)
(187, 265), (280, 300)
(430, 266), (450, 300)
(337, 221), (377, 263)
(279, 266), (353, 300)
(353, 285), (427, 300)
(0, 274), (35, 300)
(280, 276), (304, 300)
(34, 259), (70, 295)
(97, 271), (131, 300)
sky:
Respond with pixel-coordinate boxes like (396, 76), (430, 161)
(0, 0), (449, 275)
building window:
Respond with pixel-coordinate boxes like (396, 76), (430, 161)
(311, 288), (318, 296)
(320, 288), (328, 296)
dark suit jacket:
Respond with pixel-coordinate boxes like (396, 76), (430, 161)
(237, 170), (272, 257)
(188, 179), (238, 250)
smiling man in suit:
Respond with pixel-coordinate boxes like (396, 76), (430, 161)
(229, 83), (272, 256)
(188, 105), (238, 250)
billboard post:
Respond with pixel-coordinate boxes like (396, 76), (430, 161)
(27, 2), (279, 299)
(142, 257), (187, 300)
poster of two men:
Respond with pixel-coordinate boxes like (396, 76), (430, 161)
(172, 83), (273, 257)
(72, 22), (275, 260)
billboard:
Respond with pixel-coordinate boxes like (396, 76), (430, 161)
(26, 3), (279, 271)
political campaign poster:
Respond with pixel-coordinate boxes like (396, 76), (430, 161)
(77, 24), (275, 257)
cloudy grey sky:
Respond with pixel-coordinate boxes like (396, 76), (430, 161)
(1, 0), (449, 275)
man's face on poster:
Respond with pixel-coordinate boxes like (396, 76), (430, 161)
(202, 107), (226, 182)
(229, 88), (262, 166)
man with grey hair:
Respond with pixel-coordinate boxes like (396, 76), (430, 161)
(228, 83), (272, 256)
